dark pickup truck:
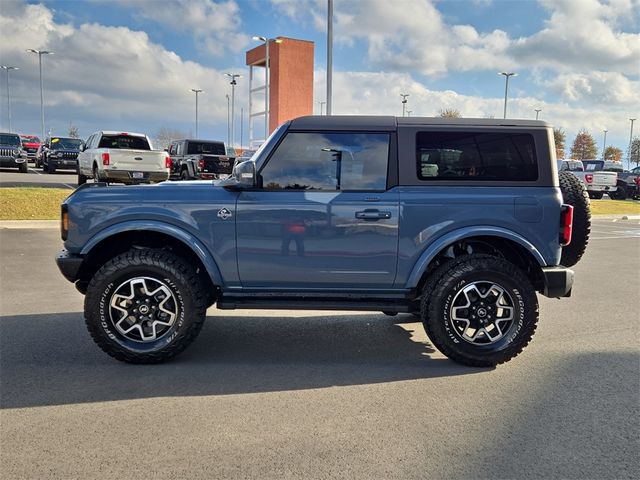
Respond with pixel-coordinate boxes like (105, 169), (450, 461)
(168, 139), (235, 180)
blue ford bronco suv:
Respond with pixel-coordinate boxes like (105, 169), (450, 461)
(56, 116), (591, 367)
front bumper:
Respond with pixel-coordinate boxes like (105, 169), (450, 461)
(49, 157), (78, 169)
(56, 250), (84, 283)
(0, 156), (25, 168)
(541, 266), (574, 298)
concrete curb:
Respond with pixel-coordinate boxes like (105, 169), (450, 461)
(592, 214), (640, 220)
(0, 220), (59, 229)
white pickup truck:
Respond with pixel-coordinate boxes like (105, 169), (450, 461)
(77, 131), (170, 185)
(557, 159), (617, 199)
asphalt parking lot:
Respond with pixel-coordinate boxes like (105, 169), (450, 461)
(0, 221), (638, 479)
(0, 166), (77, 189)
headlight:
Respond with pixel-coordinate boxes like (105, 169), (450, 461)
(12, 149), (19, 156)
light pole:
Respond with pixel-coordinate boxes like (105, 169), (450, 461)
(629, 118), (636, 168)
(225, 73), (241, 148)
(498, 72), (517, 119)
(400, 93), (409, 117)
(240, 107), (244, 149)
(26, 49), (54, 140)
(602, 129), (608, 160)
(327, 0), (333, 115)
(252, 36), (282, 137)
(406, 110), (412, 117)
(225, 94), (230, 146)
(317, 101), (326, 115)
(534, 108), (542, 120)
(189, 89), (203, 138)
(0, 66), (18, 132)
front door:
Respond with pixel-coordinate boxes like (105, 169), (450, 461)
(236, 131), (399, 289)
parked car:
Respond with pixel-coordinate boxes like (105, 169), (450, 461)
(168, 139), (234, 180)
(0, 132), (28, 172)
(56, 116), (589, 367)
(597, 161), (640, 200)
(19, 134), (41, 161)
(37, 136), (83, 173)
(559, 159), (617, 199)
(77, 131), (170, 185)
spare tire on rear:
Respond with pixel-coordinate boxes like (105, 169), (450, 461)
(558, 170), (591, 267)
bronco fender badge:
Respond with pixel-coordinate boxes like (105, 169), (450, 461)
(217, 208), (232, 220)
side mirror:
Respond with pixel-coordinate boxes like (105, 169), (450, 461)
(221, 160), (256, 189)
(79, 144), (85, 152)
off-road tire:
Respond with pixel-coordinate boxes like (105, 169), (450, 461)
(84, 249), (207, 363)
(613, 186), (627, 201)
(18, 162), (28, 173)
(181, 169), (191, 180)
(558, 171), (591, 267)
(422, 255), (538, 367)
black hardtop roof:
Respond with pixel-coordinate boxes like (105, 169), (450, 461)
(182, 139), (225, 144)
(289, 115), (551, 130)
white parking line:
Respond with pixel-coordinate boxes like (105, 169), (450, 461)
(28, 167), (42, 175)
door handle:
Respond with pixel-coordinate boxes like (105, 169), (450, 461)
(355, 210), (391, 220)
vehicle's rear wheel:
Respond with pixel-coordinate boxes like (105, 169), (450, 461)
(18, 162), (28, 173)
(558, 171), (591, 267)
(422, 255), (538, 367)
(613, 186), (627, 201)
(84, 249), (207, 363)
(181, 169), (190, 180)
(588, 191), (603, 199)
(93, 164), (102, 182)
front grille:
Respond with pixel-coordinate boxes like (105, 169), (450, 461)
(0, 148), (18, 157)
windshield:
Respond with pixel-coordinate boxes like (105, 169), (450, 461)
(0, 134), (21, 146)
(50, 138), (83, 150)
(98, 135), (151, 150)
(187, 141), (225, 155)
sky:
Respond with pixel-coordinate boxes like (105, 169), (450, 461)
(0, 0), (638, 159)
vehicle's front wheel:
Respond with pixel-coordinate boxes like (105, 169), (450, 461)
(422, 255), (538, 367)
(84, 249), (207, 363)
(18, 162), (28, 173)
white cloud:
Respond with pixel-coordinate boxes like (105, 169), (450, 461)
(111, 0), (250, 56)
(314, 69), (636, 154)
(0, 1), (244, 139)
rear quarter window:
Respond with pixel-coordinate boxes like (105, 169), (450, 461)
(416, 131), (538, 181)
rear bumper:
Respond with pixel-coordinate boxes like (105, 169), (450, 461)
(56, 250), (84, 283)
(541, 266), (574, 298)
(103, 170), (169, 184)
(587, 185), (617, 192)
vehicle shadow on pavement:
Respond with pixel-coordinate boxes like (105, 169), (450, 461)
(0, 312), (485, 409)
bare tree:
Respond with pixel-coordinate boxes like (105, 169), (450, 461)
(68, 122), (80, 139)
(630, 137), (640, 166)
(153, 127), (188, 150)
(438, 108), (462, 118)
(570, 130), (597, 160)
(553, 128), (566, 159)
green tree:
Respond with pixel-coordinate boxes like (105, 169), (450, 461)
(630, 137), (640, 166)
(553, 128), (566, 159)
(570, 130), (597, 160)
(439, 108), (461, 118)
(603, 146), (623, 162)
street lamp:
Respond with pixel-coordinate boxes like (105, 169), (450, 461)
(225, 94), (230, 146)
(602, 129), (608, 160)
(629, 118), (636, 168)
(26, 49), (54, 140)
(0, 66), (18, 132)
(225, 73), (241, 148)
(252, 36), (282, 136)
(406, 110), (412, 117)
(534, 108), (542, 120)
(498, 72), (517, 119)
(327, 0), (333, 115)
(400, 93), (409, 117)
(189, 89), (203, 138)
(317, 101), (326, 115)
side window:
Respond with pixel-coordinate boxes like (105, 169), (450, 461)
(260, 132), (390, 191)
(416, 131), (538, 181)
(86, 135), (95, 149)
(169, 143), (177, 156)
